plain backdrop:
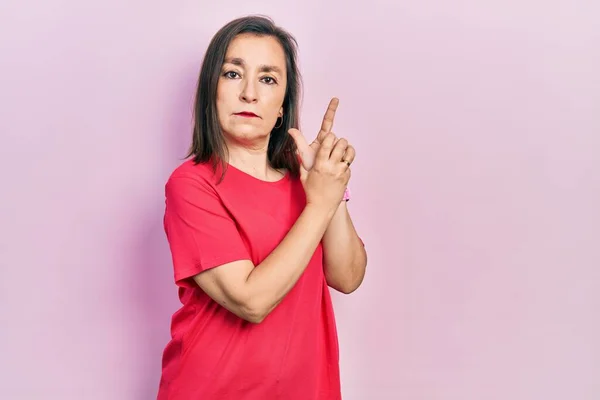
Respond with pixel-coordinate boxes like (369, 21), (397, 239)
(1, 1), (599, 399)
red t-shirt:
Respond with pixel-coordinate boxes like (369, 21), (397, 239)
(157, 159), (342, 400)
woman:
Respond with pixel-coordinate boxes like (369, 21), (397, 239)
(158, 15), (367, 400)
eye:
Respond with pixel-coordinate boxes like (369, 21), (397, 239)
(261, 76), (277, 85)
(223, 71), (240, 79)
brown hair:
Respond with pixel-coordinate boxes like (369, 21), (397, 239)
(186, 15), (303, 181)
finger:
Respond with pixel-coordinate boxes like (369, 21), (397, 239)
(342, 145), (356, 166)
(316, 132), (336, 164)
(299, 164), (308, 181)
(310, 131), (335, 152)
(288, 128), (314, 167)
(288, 128), (309, 152)
(329, 138), (349, 163)
(317, 97), (339, 142)
(330, 132), (338, 144)
(309, 139), (320, 152)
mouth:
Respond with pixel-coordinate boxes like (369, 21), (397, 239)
(234, 112), (259, 118)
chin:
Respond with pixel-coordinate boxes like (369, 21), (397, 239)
(227, 125), (270, 142)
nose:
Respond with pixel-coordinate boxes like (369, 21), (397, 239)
(239, 78), (258, 103)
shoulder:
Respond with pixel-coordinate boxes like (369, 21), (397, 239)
(165, 159), (221, 200)
(168, 158), (219, 182)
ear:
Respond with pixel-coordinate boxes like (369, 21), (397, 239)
(279, 107), (283, 117)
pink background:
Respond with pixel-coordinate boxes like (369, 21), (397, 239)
(1, 1), (599, 399)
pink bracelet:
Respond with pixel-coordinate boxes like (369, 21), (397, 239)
(342, 187), (350, 202)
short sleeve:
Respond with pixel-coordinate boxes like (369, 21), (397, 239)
(163, 174), (251, 286)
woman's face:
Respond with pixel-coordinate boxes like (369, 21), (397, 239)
(216, 33), (287, 147)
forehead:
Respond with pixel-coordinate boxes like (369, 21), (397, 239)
(224, 33), (286, 70)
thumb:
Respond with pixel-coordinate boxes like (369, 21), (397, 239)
(289, 128), (316, 170)
(299, 164), (308, 182)
(288, 128), (310, 160)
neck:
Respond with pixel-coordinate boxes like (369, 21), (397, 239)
(225, 137), (283, 182)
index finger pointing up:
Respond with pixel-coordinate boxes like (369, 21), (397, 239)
(317, 97), (339, 141)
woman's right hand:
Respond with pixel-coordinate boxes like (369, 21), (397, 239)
(301, 132), (351, 214)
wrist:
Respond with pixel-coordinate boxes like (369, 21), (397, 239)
(304, 202), (338, 222)
(304, 202), (333, 217)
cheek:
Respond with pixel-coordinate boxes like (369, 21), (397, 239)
(265, 89), (286, 114)
(216, 79), (236, 105)
(275, 87), (286, 112)
(215, 86), (231, 122)
(215, 86), (226, 109)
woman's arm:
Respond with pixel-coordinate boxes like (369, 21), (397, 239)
(321, 201), (367, 294)
(193, 203), (334, 323)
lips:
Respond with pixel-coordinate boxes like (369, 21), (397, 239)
(234, 112), (259, 118)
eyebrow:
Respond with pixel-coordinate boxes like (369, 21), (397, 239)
(223, 57), (283, 74)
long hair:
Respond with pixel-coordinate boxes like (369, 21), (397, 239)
(186, 15), (302, 181)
